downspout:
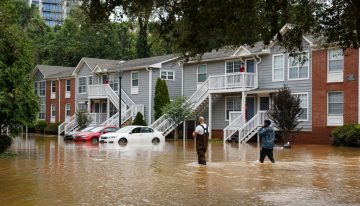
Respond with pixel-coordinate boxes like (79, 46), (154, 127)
(180, 62), (184, 96)
(58, 78), (61, 122)
(255, 53), (262, 89)
(146, 67), (152, 125)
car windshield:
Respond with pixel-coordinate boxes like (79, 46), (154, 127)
(116, 127), (135, 133)
(90, 127), (105, 133)
(81, 127), (94, 132)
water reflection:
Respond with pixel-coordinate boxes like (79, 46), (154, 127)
(0, 134), (360, 205)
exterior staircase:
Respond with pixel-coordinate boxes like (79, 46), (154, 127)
(151, 79), (218, 136)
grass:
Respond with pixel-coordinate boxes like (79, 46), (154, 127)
(0, 152), (18, 159)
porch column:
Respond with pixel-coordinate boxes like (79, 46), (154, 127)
(208, 93), (212, 139)
(241, 92), (247, 123)
(107, 98), (110, 119)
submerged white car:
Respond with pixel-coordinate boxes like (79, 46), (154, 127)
(99, 126), (165, 145)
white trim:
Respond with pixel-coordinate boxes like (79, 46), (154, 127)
(180, 62), (184, 96)
(292, 92), (309, 122)
(72, 58), (93, 76)
(39, 104), (46, 120)
(58, 79), (61, 122)
(149, 57), (178, 69)
(65, 103), (71, 120)
(224, 59), (243, 74)
(87, 75), (93, 85)
(197, 63), (207, 83)
(35, 80), (46, 97)
(327, 91), (344, 126)
(224, 96), (241, 121)
(287, 52), (310, 81)
(327, 49), (344, 83)
(50, 104), (56, 123)
(65, 79), (71, 99)
(148, 68), (152, 125)
(272, 54), (285, 82)
(51, 80), (56, 99)
(131, 71), (139, 94)
(159, 69), (175, 81)
(258, 95), (270, 112)
(232, 46), (251, 57)
(77, 76), (87, 94)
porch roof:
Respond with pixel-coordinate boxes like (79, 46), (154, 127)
(245, 88), (280, 94)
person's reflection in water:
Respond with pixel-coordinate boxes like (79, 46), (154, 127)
(194, 166), (209, 191)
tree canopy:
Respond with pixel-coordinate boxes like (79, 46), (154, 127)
(81, 0), (360, 56)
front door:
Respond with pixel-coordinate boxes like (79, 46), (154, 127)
(246, 96), (255, 121)
(246, 59), (255, 73)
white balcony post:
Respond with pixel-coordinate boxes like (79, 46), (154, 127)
(107, 98), (110, 119)
(241, 92), (247, 123)
(208, 93), (212, 139)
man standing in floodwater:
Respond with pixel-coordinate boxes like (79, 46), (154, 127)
(192, 116), (209, 165)
(259, 119), (275, 163)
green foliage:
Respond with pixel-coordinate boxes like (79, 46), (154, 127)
(0, 151), (18, 159)
(331, 124), (360, 147)
(76, 111), (93, 130)
(154, 78), (170, 120)
(0, 0), (39, 136)
(44, 122), (61, 134)
(267, 86), (302, 143)
(0, 135), (13, 154)
(162, 96), (192, 125)
(132, 112), (147, 126)
(35, 120), (48, 133)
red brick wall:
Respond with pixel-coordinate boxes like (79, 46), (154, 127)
(311, 48), (359, 144)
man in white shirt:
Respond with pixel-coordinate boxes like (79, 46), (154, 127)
(192, 116), (209, 165)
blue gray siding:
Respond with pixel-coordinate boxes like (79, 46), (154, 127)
(75, 63), (92, 103)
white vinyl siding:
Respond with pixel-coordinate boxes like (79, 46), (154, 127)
(288, 53), (309, 80)
(197, 64), (207, 83)
(160, 70), (175, 80)
(78, 77), (87, 94)
(328, 49), (344, 82)
(39, 104), (45, 120)
(272, 54), (284, 81)
(131, 71), (139, 94)
(225, 96), (241, 120)
(293, 93), (309, 121)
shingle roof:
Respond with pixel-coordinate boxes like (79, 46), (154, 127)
(109, 54), (175, 71)
(46, 67), (75, 79)
(36, 65), (75, 78)
(82, 57), (122, 70)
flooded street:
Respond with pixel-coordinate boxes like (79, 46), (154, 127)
(1, 135), (360, 206)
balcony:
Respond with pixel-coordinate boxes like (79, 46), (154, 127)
(208, 72), (258, 93)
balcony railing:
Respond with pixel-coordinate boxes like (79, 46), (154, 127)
(208, 72), (257, 91)
(89, 113), (107, 125)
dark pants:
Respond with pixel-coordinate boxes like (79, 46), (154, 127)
(196, 134), (208, 165)
(260, 148), (275, 163)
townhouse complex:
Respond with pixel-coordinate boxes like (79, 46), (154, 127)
(31, 26), (360, 144)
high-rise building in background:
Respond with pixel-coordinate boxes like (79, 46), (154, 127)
(28, 0), (79, 27)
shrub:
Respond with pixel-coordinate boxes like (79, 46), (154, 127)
(154, 78), (170, 120)
(0, 135), (13, 154)
(331, 124), (360, 147)
(44, 122), (61, 134)
(76, 111), (93, 130)
(162, 96), (192, 125)
(132, 112), (147, 126)
(35, 120), (48, 133)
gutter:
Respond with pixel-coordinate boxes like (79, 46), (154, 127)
(58, 78), (61, 122)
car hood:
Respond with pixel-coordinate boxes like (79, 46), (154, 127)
(101, 132), (128, 137)
(76, 132), (98, 136)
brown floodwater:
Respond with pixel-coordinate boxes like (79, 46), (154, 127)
(1, 134), (360, 206)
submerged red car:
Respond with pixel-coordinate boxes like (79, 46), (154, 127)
(73, 126), (118, 143)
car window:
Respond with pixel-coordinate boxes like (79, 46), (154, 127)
(140, 127), (154, 133)
(131, 127), (142, 134)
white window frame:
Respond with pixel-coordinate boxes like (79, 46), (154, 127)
(288, 52), (310, 81)
(225, 96), (242, 121)
(51, 80), (56, 99)
(39, 81), (46, 97)
(65, 103), (71, 120)
(78, 76), (87, 94)
(292, 92), (309, 121)
(327, 91), (344, 126)
(197, 64), (208, 89)
(131, 71), (139, 94)
(39, 104), (45, 120)
(65, 79), (71, 98)
(272, 54), (285, 82)
(225, 59), (243, 74)
(88, 75), (93, 85)
(160, 70), (175, 81)
(327, 49), (344, 83)
(51, 104), (56, 123)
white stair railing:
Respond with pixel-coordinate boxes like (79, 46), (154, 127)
(151, 79), (210, 136)
(223, 112), (243, 142)
(58, 114), (75, 135)
(64, 116), (78, 135)
(101, 112), (119, 126)
(101, 104), (145, 127)
(238, 111), (268, 143)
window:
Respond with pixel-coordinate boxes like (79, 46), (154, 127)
(66, 79), (71, 92)
(141, 127), (154, 133)
(226, 60), (242, 73)
(328, 92), (343, 115)
(132, 72), (139, 87)
(131, 127), (142, 134)
(51, 104), (56, 118)
(328, 49), (343, 73)
(77, 102), (87, 112)
(78, 77), (87, 94)
(109, 73), (119, 92)
(65, 103), (71, 118)
(197, 64), (207, 83)
(273, 54), (284, 81)
(160, 70), (175, 80)
(288, 53), (309, 80)
(225, 96), (241, 120)
(51, 80), (56, 93)
(246, 59), (255, 73)
(34, 82), (38, 96)
(39, 81), (45, 96)
(260, 97), (270, 111)
(293, 93), (309, 121)
(39, 104), (45, 120)
(88, 76), (93, 85)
